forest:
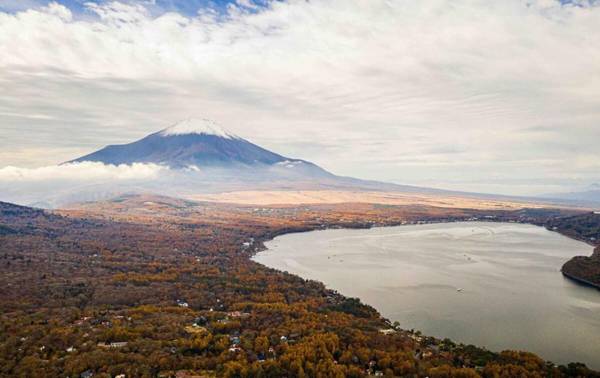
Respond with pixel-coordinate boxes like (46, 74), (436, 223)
(0, 195), (598, 378)
(548, 213), (600, 288)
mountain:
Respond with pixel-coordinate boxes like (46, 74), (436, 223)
(70, 118), (443, 190)
(543, 183), (600, 206)
(69, 118), (338, 187)
(2, 118), (566, 208)
(71, 118), (326, 172)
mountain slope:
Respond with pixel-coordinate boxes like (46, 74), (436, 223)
(68, 118), (468, 192)
(71, 118), (312, 169)
(544, 185), (600, 205)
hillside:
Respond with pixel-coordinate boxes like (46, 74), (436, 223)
(562, 246), (600, 289)
(70, 118), (333, 177)
(71, 119), (307, 169)
(549, 212), (600, 288)
(544, 185), (600, 206)
(1, 197), (595, 377)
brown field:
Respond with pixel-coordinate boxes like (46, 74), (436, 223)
(187, 190), (551, 210)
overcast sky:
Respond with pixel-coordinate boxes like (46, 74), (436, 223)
(1, 0), (599, 196)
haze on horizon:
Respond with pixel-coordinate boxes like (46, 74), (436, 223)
(1, 0), (600, 196)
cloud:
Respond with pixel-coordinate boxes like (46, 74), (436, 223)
(1, 0), (600, 195)
(235, 0), (259, 10)
(0, 161), (166, 182)
(0, 161), (172, 207)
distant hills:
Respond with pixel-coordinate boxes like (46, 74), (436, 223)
(544, 184), (600, 205)
(1, 118), (595, 209)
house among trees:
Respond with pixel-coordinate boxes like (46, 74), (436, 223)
(80, 370), (93, 378)
(193, 316), (207, 326)
(97, 341), (128, 349)
(226, 311), (250, 318)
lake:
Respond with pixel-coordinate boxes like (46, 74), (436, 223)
(253, 222), (600, 369)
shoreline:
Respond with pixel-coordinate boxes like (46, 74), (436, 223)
(250, 219), (600, 369)
(252, 218), (599, 283)
(561, 269), (600, 290)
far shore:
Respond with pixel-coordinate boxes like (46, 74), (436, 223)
(251, 217), (599, 291)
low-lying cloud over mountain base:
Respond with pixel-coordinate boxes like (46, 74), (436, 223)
(0, 162), (166, 182)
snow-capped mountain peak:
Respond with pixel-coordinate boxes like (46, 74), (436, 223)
(70, 118), (296, 168)
(160, 118), (237, 139)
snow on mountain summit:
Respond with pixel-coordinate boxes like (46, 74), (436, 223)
(69, 118), (295, 168)
(160, 118), (237, 139)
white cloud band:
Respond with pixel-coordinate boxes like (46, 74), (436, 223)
(0, 162), (166, 182)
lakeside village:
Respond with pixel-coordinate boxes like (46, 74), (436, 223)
(60, 299), (462, 378)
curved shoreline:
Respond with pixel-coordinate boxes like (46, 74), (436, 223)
(560, 245), (600, 290)
(252, 220), (600, 370)
(561, 269), (600, 290)
(254, 219), (600, 290)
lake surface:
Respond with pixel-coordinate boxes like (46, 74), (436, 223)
(254, 222), (600, 369)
